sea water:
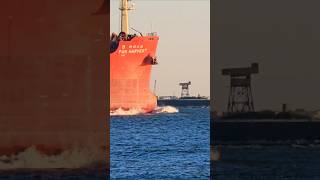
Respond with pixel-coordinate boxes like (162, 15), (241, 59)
(111, 107), (210, 179)
(0, 107), (209, 179)
(212, 143), (320, 179)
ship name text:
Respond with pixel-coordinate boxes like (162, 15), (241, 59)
(118, 45), (148, 56)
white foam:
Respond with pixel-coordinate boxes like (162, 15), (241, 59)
(153, 106), (179, 114)
(110, 108), (147, 116)
(110, 106), (179, 116)
(0, 146), (103, 169)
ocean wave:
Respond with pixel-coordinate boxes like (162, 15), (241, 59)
(0, 146), (103, 170)
(110, 106), (179, 116)
(110, 108), (147, 116)
(153, 106), (179, 114)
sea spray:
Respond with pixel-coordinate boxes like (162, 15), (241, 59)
(0, 146), (104, 169)
(110, 106), (179, 116)
(110, 108), (147, 116)
(153, 106), (179, 114)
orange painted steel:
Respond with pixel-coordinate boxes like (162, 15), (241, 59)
(0, 0), (109, 165)
(110, 36), (159, 113)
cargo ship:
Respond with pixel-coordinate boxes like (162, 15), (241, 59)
(157, 81), (210, 107)
(212, 62), (320, 145)
(157, 95), (210, 107)
(212, 105), (320, 145)
(110, 0), (159, 113)
(0, 0), (108, 169)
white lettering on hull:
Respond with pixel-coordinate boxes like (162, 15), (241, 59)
(118, 44), (148, 56)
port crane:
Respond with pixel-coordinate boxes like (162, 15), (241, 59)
(222, 63), (259, 113)
(179, 81), (191, 98)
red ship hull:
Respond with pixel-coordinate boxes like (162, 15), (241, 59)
(110, 36), (159, 113)
(0, 0), (108, 168)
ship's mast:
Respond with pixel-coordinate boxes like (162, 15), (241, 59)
(119, 0), (134, 34)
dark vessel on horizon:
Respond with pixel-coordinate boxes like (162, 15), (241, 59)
(157, 81), (210, 107)
(212, 63), (320, 145)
